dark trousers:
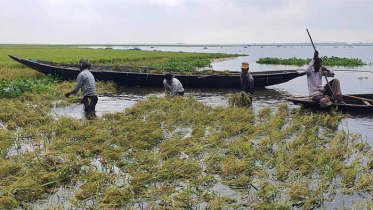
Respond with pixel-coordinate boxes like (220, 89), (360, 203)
(323, 79), (343, 101)
(82, 96), (98, 113)
(176, 92), (184, 96)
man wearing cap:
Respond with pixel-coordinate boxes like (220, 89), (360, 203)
(163, 73), (185, 97)
(240, 62), (254, 100)
(65, 58), (98, 117)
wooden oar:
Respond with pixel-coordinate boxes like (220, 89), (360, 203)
(343, 95), (373, 104)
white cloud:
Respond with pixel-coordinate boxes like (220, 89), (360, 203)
(0, 0), (372, 44)
(150, 0), (180, 7)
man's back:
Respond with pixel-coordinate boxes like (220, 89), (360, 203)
(240, 73), (254, 95)
(73, 69), (97, 96)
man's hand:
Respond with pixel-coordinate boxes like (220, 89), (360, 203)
(65, 92), (71, 98)
(321, 67), (329, 73)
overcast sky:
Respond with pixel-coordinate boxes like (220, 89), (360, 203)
(1, 0), (372, 44)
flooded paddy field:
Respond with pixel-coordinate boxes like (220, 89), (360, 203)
(6, 95), (373, 209)
(52, 69), (373, 146)
(1, 45), (373, 209)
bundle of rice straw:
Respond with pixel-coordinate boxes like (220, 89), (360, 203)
(228, 91), (252, 108)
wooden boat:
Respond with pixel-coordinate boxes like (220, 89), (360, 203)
(287, 94), (373, 113)
(9, 55), (303, 88)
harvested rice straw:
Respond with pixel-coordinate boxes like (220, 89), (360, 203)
(228, 91), (252, 108)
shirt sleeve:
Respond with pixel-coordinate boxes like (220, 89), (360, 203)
(305, 59), (315, 75)
(163, 79), (172, 94)
(69, 73), (83, 94)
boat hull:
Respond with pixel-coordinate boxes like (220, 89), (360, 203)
(287, 94), (373, 113)
(9, 55), (303, 88)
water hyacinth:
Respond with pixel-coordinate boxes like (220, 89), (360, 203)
(257, 56), (366, 66)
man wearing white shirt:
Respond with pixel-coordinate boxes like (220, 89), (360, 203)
(163, 73), (185, 97)
(305, 51), (345, 106)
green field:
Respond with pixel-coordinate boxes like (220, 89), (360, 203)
(0, 45), (239, 70)
(1, 45), (373, 209)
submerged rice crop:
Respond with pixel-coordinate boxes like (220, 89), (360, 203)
(1, 89), (372, 208)
(1, 45), (372, 209)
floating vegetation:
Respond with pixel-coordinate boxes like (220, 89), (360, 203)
(228, 91), (252, 107)
(110, 66), (234, 76)
(358, 76), (368, 80)
(257, 56), (365, 66)
(0, 75), (57, 98)
(150, 57), (212, 70)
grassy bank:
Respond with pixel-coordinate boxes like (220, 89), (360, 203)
(257, 56), (366, 66)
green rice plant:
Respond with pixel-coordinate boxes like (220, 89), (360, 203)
(205, 195), (235, 209)
(99, 187), (132, 208)
(0, 45), (240, 70)
(74, 171), (109, 201)
(0, 195), (18, 209)
(257, 181), (279, 202)
(340, 166), (358, 188)
(356, 173), (373, 192)
(288, 181), (313, 207)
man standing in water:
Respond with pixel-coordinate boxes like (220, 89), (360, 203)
(240, 62), (254, 103)
(163, 73), (185, 97)
(305, 51), (345, 107)
(65, 58), (98, 118)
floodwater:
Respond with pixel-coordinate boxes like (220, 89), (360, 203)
(90, 45), (373, 71)
(48, 46), (373, 208)
(58, 45), (373, 146)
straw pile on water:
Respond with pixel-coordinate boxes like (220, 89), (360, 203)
(228, 91), (252, 107)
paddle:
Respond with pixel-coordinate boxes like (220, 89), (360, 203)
(343, 95), (373, 104)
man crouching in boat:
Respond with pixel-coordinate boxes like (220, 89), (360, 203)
(65, 58), (98, 118)
(305, 51), (346, 107)
(240, 62), (254, 104)
(163, 73), (184, 97)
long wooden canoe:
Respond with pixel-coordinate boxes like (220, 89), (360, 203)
(287, 94), (373, 113)
(9, 55), (303, 88)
